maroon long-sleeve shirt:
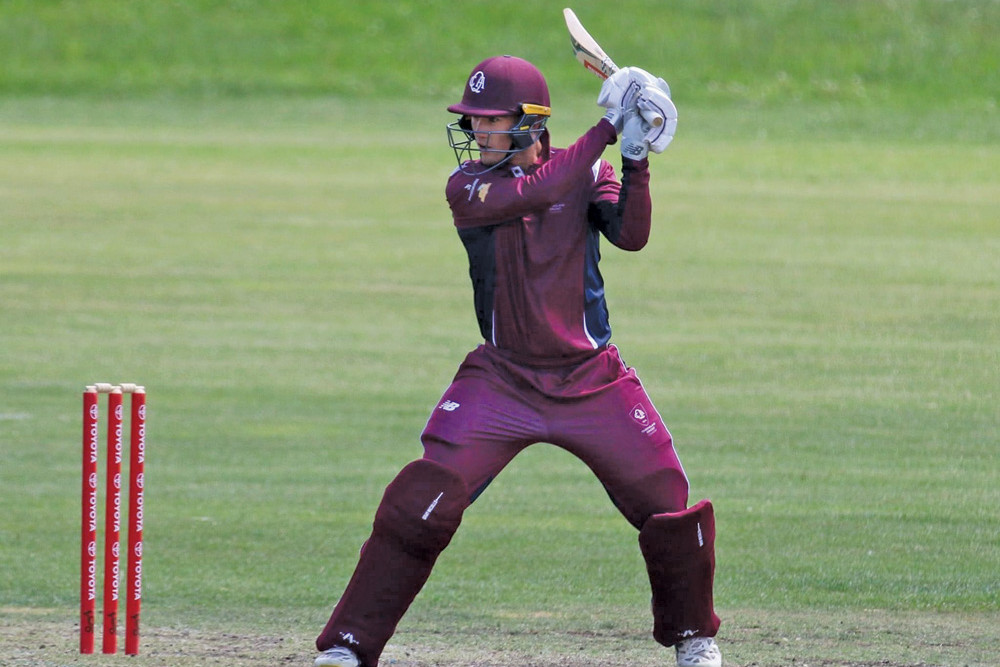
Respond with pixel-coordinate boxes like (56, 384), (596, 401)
(445, 118), (652, 364)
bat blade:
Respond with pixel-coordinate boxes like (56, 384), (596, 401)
(563, 8), (664, 128)
(563, 7), (617, 80)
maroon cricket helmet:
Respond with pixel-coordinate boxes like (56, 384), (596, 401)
(447, 55), (551, 117)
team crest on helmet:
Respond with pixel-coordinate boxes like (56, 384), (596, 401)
(469, 70), (486, 93)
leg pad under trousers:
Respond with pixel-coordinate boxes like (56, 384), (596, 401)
(316, 459), (468, 666)
(638, 498), (721, 646)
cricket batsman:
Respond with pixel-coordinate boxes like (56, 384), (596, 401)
(314, 54), (723, 667)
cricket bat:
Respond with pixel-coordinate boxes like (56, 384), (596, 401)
(563, 7), (664, 127)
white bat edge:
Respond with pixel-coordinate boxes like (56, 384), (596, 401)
(563, 8), (664, 128)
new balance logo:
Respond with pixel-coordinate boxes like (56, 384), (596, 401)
(338, 631), (359, 646)
(624, 143), (646, 158)
(438, 400), (461, 412)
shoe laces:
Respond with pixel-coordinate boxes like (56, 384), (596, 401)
(679, 636), (718, 657)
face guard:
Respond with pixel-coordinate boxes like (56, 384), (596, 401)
(447, 103), (550, 175)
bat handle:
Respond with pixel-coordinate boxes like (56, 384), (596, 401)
(640, 109), (664, 128)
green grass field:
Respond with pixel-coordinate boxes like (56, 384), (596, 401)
(1, 2), (998, 666)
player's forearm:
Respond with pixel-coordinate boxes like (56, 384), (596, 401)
(591, 158), (651, 251)
(546, 118), (619, 182)
(448, 121), (616, 227)
(506, 121), (618, 214)
(614, 157), (652, 250)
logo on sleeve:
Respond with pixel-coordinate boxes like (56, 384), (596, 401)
(463, 179), (491, 203)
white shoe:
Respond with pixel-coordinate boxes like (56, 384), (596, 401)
(675, 636), (722, 667)
(314, 646), (360, 667)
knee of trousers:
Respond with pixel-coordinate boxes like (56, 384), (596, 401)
(372, 458), (468, 560)
(638, 499), (721, 644)
(605, 467), (690, 529)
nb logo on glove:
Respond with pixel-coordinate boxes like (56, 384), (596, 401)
(623, 143), (646, 158)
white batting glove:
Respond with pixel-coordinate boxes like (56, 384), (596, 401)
(597, 67), (659, 110)
(597, 67), (637, 109)
(597, 67), (648, 133)
(620, 110), (650, 161)
(602, 106), (625, 133)
(625, 67), (661, 93)
(637, 84), (678, 153)
(646, 75), (672, 99)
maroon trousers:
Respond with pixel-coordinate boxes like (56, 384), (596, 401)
(421, 344), (689, 526)
(317, 345), (718, 665)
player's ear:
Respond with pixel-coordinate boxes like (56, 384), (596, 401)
(458, 116), (473, 138)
